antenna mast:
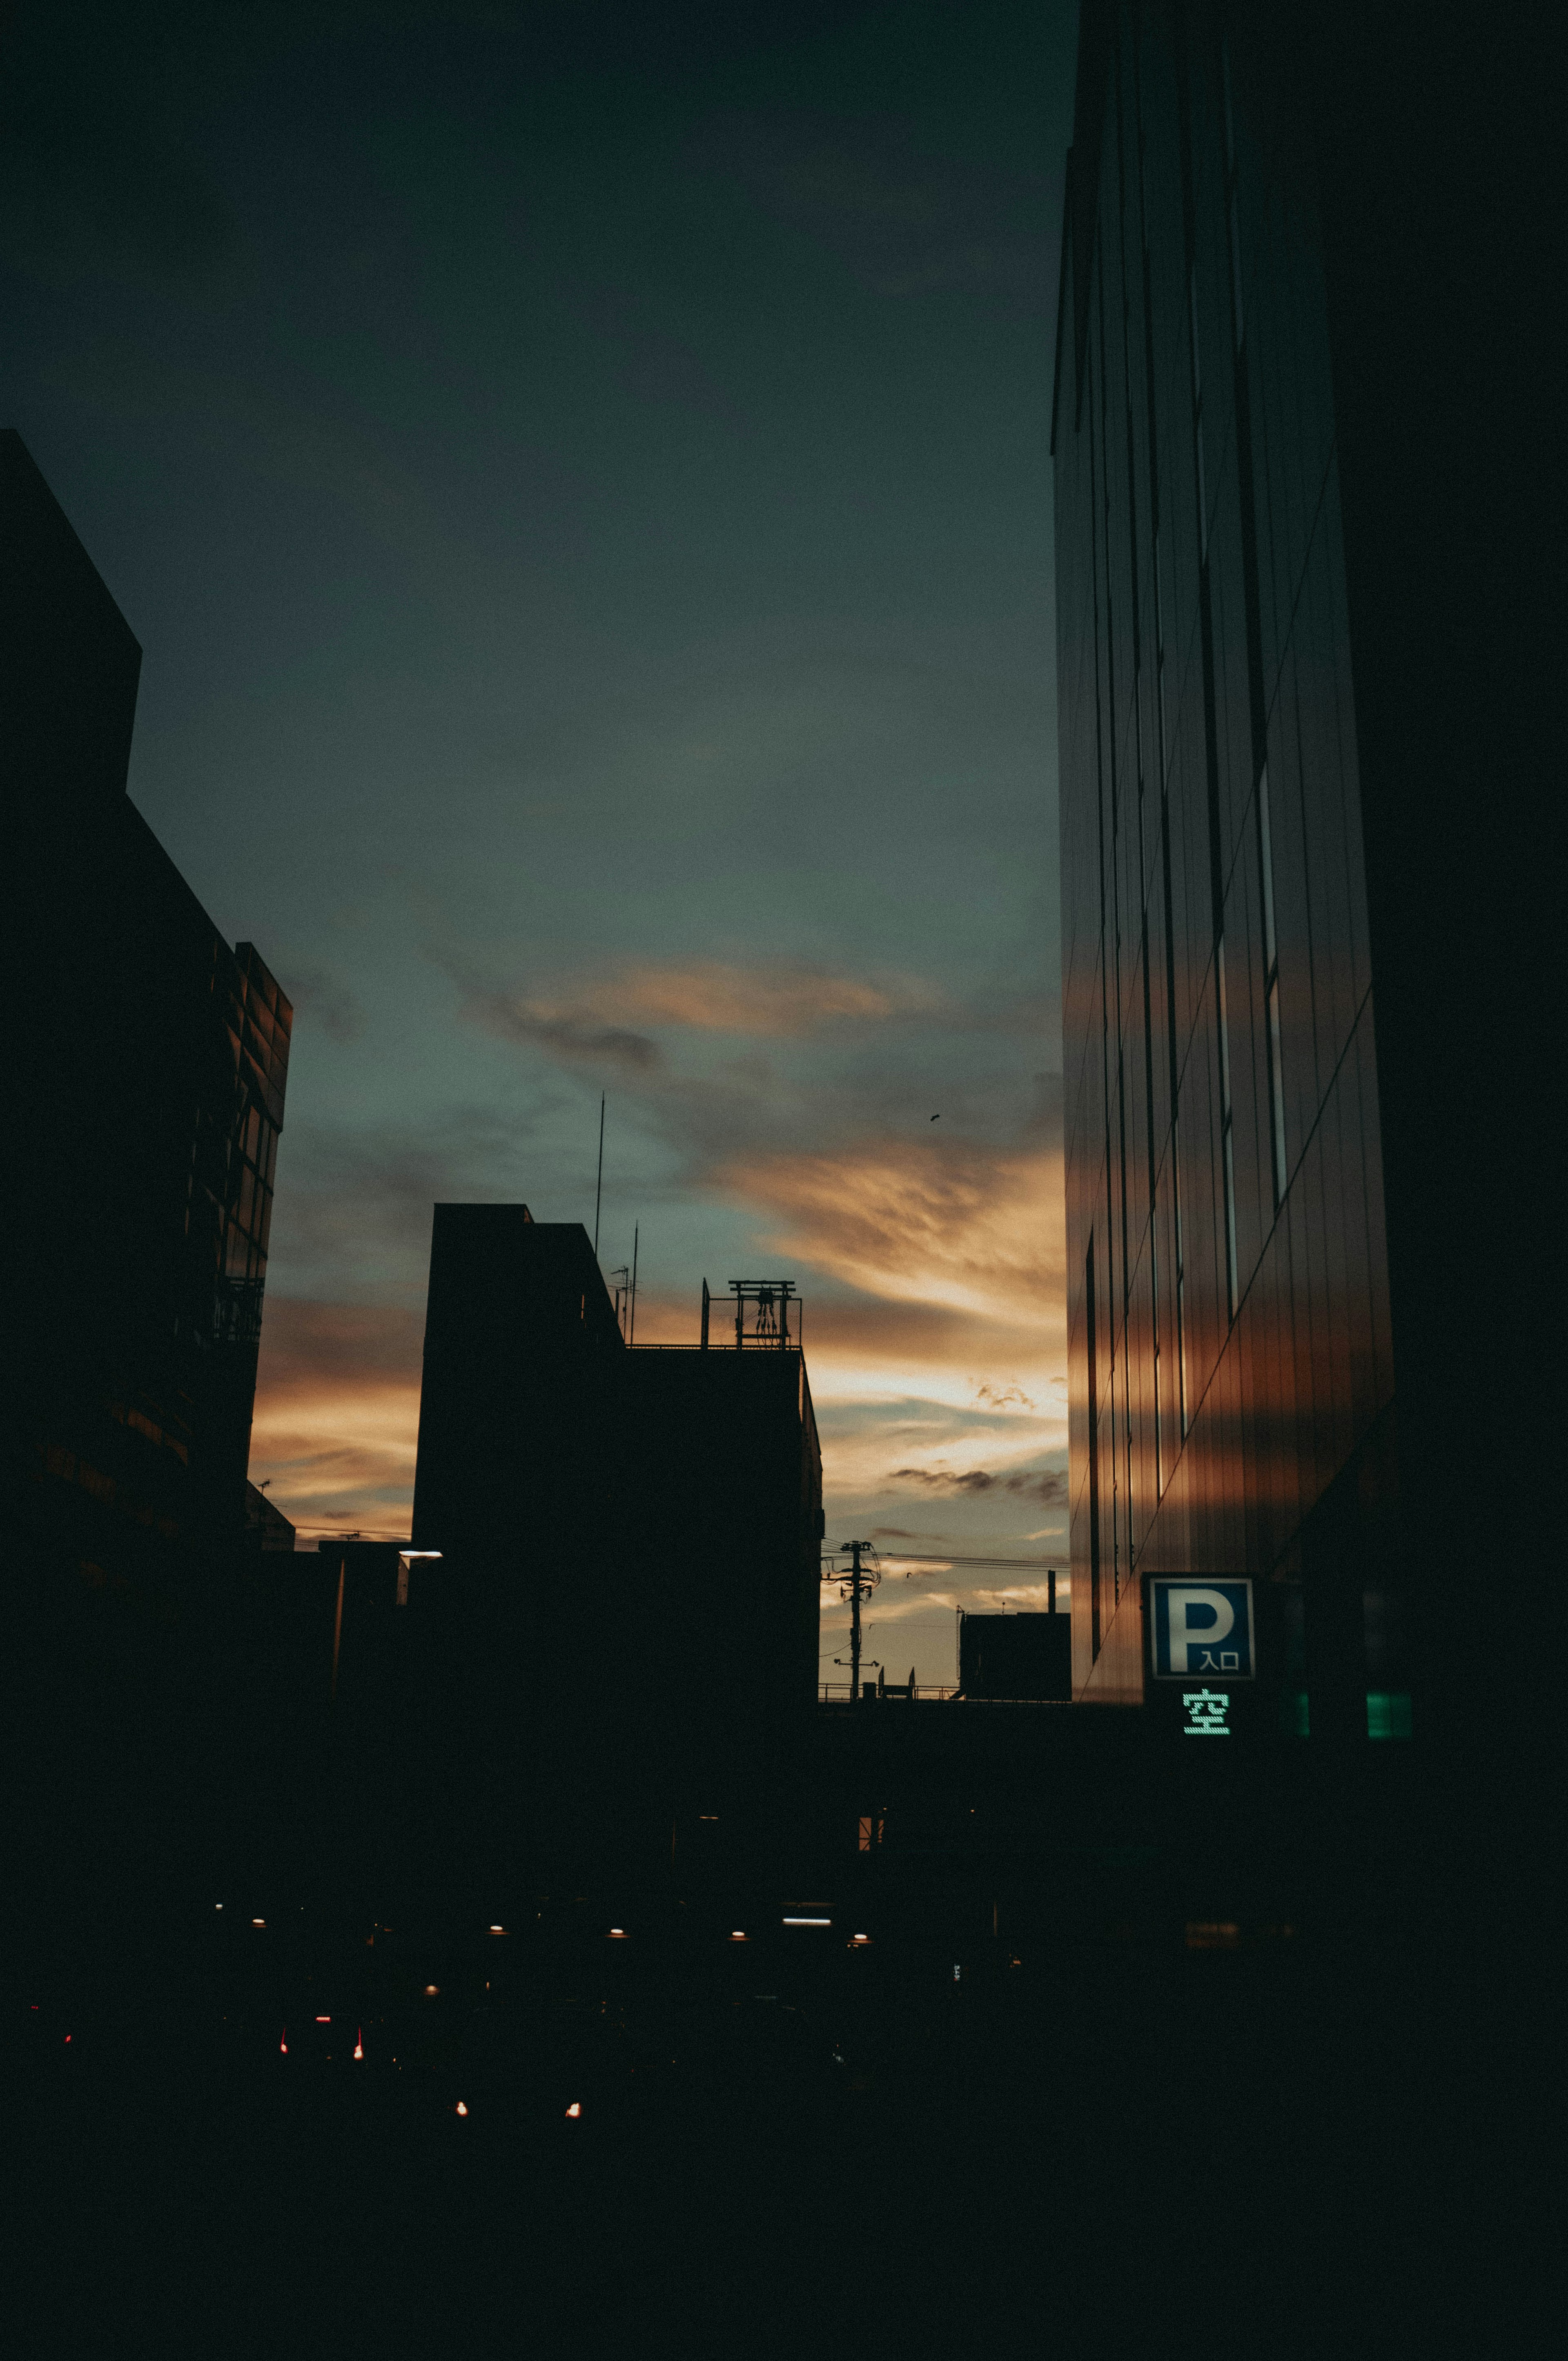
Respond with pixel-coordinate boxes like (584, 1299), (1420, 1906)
(593, 1094), (605, 1258)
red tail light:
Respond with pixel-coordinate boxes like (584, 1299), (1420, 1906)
(280, 2032), (288, 2055)
(353, 2031), (364, 2061)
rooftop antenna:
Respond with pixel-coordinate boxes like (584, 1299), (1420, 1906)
(593, 1095), (605, 1258)
(727, 1279), (796, 1350)
(629, 1223), (639, 1344)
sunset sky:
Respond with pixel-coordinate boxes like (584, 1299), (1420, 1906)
(4, 0), (1078, 1688)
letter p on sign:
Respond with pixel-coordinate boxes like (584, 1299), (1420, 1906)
(1149, 1578), (1255, 1679)
(1167, 1587), (1234, 1665)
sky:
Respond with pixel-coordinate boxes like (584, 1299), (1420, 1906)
(3, 0), (1079, 1690)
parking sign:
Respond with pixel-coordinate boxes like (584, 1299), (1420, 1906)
(1149, 1579), (1255, 1680)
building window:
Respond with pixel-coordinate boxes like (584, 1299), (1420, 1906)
(1365, 1693), (1413, 1741)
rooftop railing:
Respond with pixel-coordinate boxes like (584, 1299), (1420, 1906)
(816, 1682), (1070, 1706)
(628, 1338), (800, 1351)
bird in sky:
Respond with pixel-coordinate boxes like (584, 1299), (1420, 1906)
(930, 1113), (940, 1121)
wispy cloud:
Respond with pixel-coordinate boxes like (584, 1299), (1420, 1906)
(889, 1465), (1067, 1501)
(1003, 1469), (1068, 1505)
(720, 1136), (1064, 1321)
(893, 1466), (999, 1494)
(456, 958), (925, 1063)
(613, 961), (913, 1034)
(249, 1298), (423, 1538)
(462, 992), (663, 1073)
(276, 957), (366, 1045)
(267, 1110), (550, 1304)
(254, 978), (1066, 1655)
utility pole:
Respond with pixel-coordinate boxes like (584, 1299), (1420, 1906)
(849, 1539), (866, 1700)
(593, 1094), (605, 1258)
(822, 1541), (880, 1704)
(330, 1531), (361, 1703)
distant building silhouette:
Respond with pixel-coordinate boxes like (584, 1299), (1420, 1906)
(1054, 4), (1543, 1749)
(244, 1482), (297, 1556)
(407, 1205), (823, 1855)
(3, 430), (291, 1639)
(958, 1611), (1072, 1704)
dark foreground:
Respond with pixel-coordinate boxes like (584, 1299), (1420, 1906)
(9, 1855), (1509, 2361)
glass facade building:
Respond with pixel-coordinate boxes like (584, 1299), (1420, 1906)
(4, 431), (292, 1626)
(1052, 2), (1546, 1741)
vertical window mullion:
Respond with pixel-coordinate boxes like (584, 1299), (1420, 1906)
(1087, 1239), (1101, 1661)
(1136, 32), (1187, 1455)
(1259, 763), (1288, 1204)
(1216, 934), (1239, 1320)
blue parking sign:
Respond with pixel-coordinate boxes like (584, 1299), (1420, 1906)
(1149, 1579), (1255, 1680)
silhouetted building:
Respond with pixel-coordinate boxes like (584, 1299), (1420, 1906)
(407, 1206), (823, 1857)
(308, 1538), (429, 1714)
(1053, 3), (1544, 1749)
(959, 1611), (1073, 1703)
(4, 430), (291, 1639)
(244, 1483), (297, 1556)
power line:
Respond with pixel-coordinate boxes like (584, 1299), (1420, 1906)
(288, 1523), (410, 1541)
(862, 1552), (1060, 1570)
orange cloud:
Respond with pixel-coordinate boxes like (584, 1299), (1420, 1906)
(720, 1136), (1064, 1323)
(612, 961), (910, 1033)
(249, 1299), (422, 1539)
(465, 959), (924, 1057)
(715, 1135), (1068, 1541)
(247, 1125), (1069, 1593)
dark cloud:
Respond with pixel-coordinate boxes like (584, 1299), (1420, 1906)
(268, 1100), (568, 1301)
(255, 1296), (424, 1393)
(447, 989), (1029, 1170)
(887, 1464), (1066, 1503)
(892, 1467), (997, 1494)
(281, 960), (368, 1045)
(1003, 1468), (1068, 1505)
(693, 111), (1055, 313)
(460, 991), (663, 1074)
